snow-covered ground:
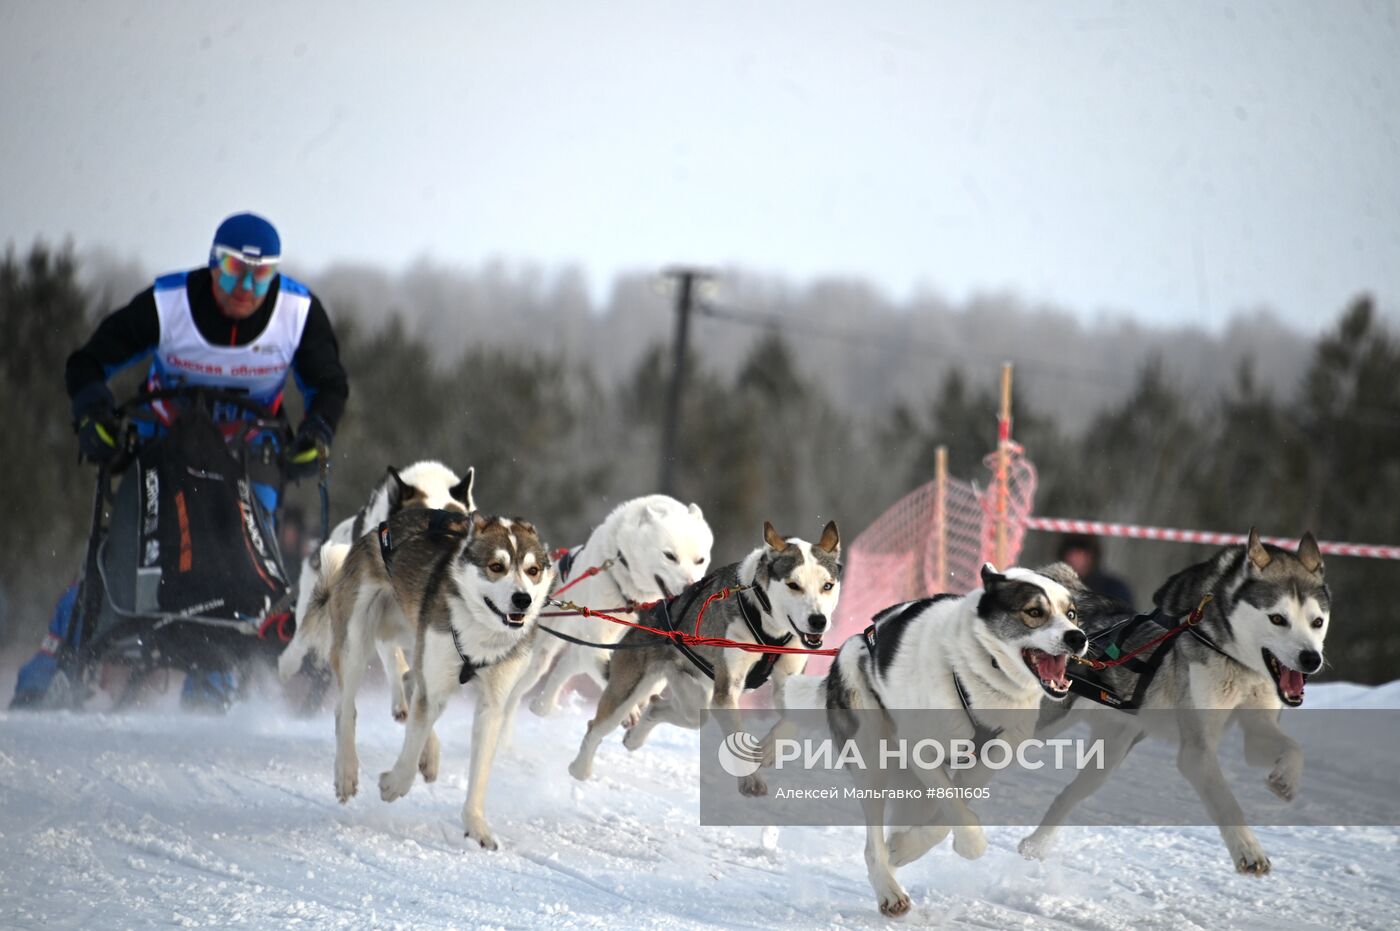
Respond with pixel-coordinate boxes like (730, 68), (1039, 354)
(2, 673), (1398, 930)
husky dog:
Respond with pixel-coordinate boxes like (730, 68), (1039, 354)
(1020, 529), (1330, 876)
(281, 462), (474, 719)
(299, 508), (553, 848)
(568, 521), (841, 790)
(503, 495), (713, 732)
(784, 564), (1087, 917)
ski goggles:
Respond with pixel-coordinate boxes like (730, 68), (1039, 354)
(213, 246), (280, 297)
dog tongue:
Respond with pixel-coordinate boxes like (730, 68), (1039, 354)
(1035, 652), (1067, 681)
(1280, 665), (1306, 698)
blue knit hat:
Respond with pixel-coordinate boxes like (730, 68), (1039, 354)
(210, 212), (280, 264)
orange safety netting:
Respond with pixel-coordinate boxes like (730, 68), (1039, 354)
(811, 446), (1037, 674)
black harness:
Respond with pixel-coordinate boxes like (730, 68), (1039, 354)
(1065, 606), (1234, 711)
(555, 545), (581, 584)
(661, 580), (793, 691)
(861, 619), (1002, 753)
(376, 510), (487, 685)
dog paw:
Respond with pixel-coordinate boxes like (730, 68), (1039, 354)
(738, 774), (768, 797)
(568, 756), (593, 782)
(392, 705), (407, 723)
(419, 733), (440, 783)
(874, 880), (911, 918)
(1235, 851), (1272, 876)
(464, 818), (499, 851)
(528, 696), (556, 718)
(622, 726), (647, 751)
(1266, 765), (1299, 802)
(952, 825), (987, 861)
(1227, 830), (1272, 876)
(334, 760), (358, 803)
(887, 825), (949, 867)
(1017, 833), (1050, 861)
(621, 707), (642, 730)
(378, 769), (413, 802)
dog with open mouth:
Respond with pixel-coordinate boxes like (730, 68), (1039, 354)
(1021, 528), (1331, 877)
(568, 520), (841, 792)
(778, 562), (1086, 917)
(298, 507), (554, 850)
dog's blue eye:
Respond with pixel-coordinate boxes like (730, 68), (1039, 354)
(1269, 613), (1288, 626)
(822, 581), (834, 592)
(1026, 607), (1043, 618)
(1066, 609), (1076, 621)
(1311, 617), (1324, 629)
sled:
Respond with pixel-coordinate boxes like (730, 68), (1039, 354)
(61, 386), (303, 708)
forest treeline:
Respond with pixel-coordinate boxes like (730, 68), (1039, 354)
(4, 243), (1397, 681)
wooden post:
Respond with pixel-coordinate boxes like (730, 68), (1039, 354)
(994, 362), (1013, 570)
(934, 445), (948, 590)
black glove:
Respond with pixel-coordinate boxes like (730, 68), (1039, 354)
(72, 383), (120, 464)
(285, 414), (333, 482)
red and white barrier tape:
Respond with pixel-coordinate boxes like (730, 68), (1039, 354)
(1023, 517), (1400, 561)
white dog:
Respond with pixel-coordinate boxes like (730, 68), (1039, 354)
(501, 494), (712, 733)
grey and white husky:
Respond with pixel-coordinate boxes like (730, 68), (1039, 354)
(299, 507), (554, 849)
(281, 461), (475, 722)
(785, 564), (1087, 917)
(1020, 529), (1331, 876)
(568, 521), (841, 791)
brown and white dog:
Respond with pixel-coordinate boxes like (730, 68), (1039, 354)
(299, 507), (553, 849)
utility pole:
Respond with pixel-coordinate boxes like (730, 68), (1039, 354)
(658, 267), (711, 495)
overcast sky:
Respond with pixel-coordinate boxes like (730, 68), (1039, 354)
(2, 1), (1397, 330)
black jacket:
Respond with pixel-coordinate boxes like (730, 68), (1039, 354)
(65, 267), (348, 431)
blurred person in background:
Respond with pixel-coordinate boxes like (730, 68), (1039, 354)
(1057, 534), (1135, 609)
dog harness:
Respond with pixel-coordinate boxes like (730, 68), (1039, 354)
(860, 615), (1002, 753)
(1065, 606), (1234, 711)
(376, 510), (487, 684)
(660, 579), (793, 691)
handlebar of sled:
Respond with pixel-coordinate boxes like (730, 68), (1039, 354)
(101, 386), (291, 475)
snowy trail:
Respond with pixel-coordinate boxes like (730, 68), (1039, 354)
(2, 678), (1398, 930)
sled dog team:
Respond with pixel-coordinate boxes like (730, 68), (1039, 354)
(282, 460), (1332, 917)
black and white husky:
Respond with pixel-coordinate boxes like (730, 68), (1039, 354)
(298, 508), (554, 849)
(1021, 529), (1331, 876)
(785, 564), (1087, 917)
(280, 461), (474, 718)
(568, 521), (841, 792)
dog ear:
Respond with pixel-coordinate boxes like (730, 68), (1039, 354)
(1296, 531), (1324, 574)
(980, 562), (1005, 588)
(471, 512), (489, 533)
(1246, 527), (1272, 571)
(514, 519), (537, 535)
(449, 467), (476, 511)
(763, 521), (786, 551)
(644, 503), (667, 523)
(815, 520), (840, 554)
(387, 466), (413, 506)
(688, 502), (704, 521)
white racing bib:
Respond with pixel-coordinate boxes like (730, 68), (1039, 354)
(148, 270), (312, 408)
